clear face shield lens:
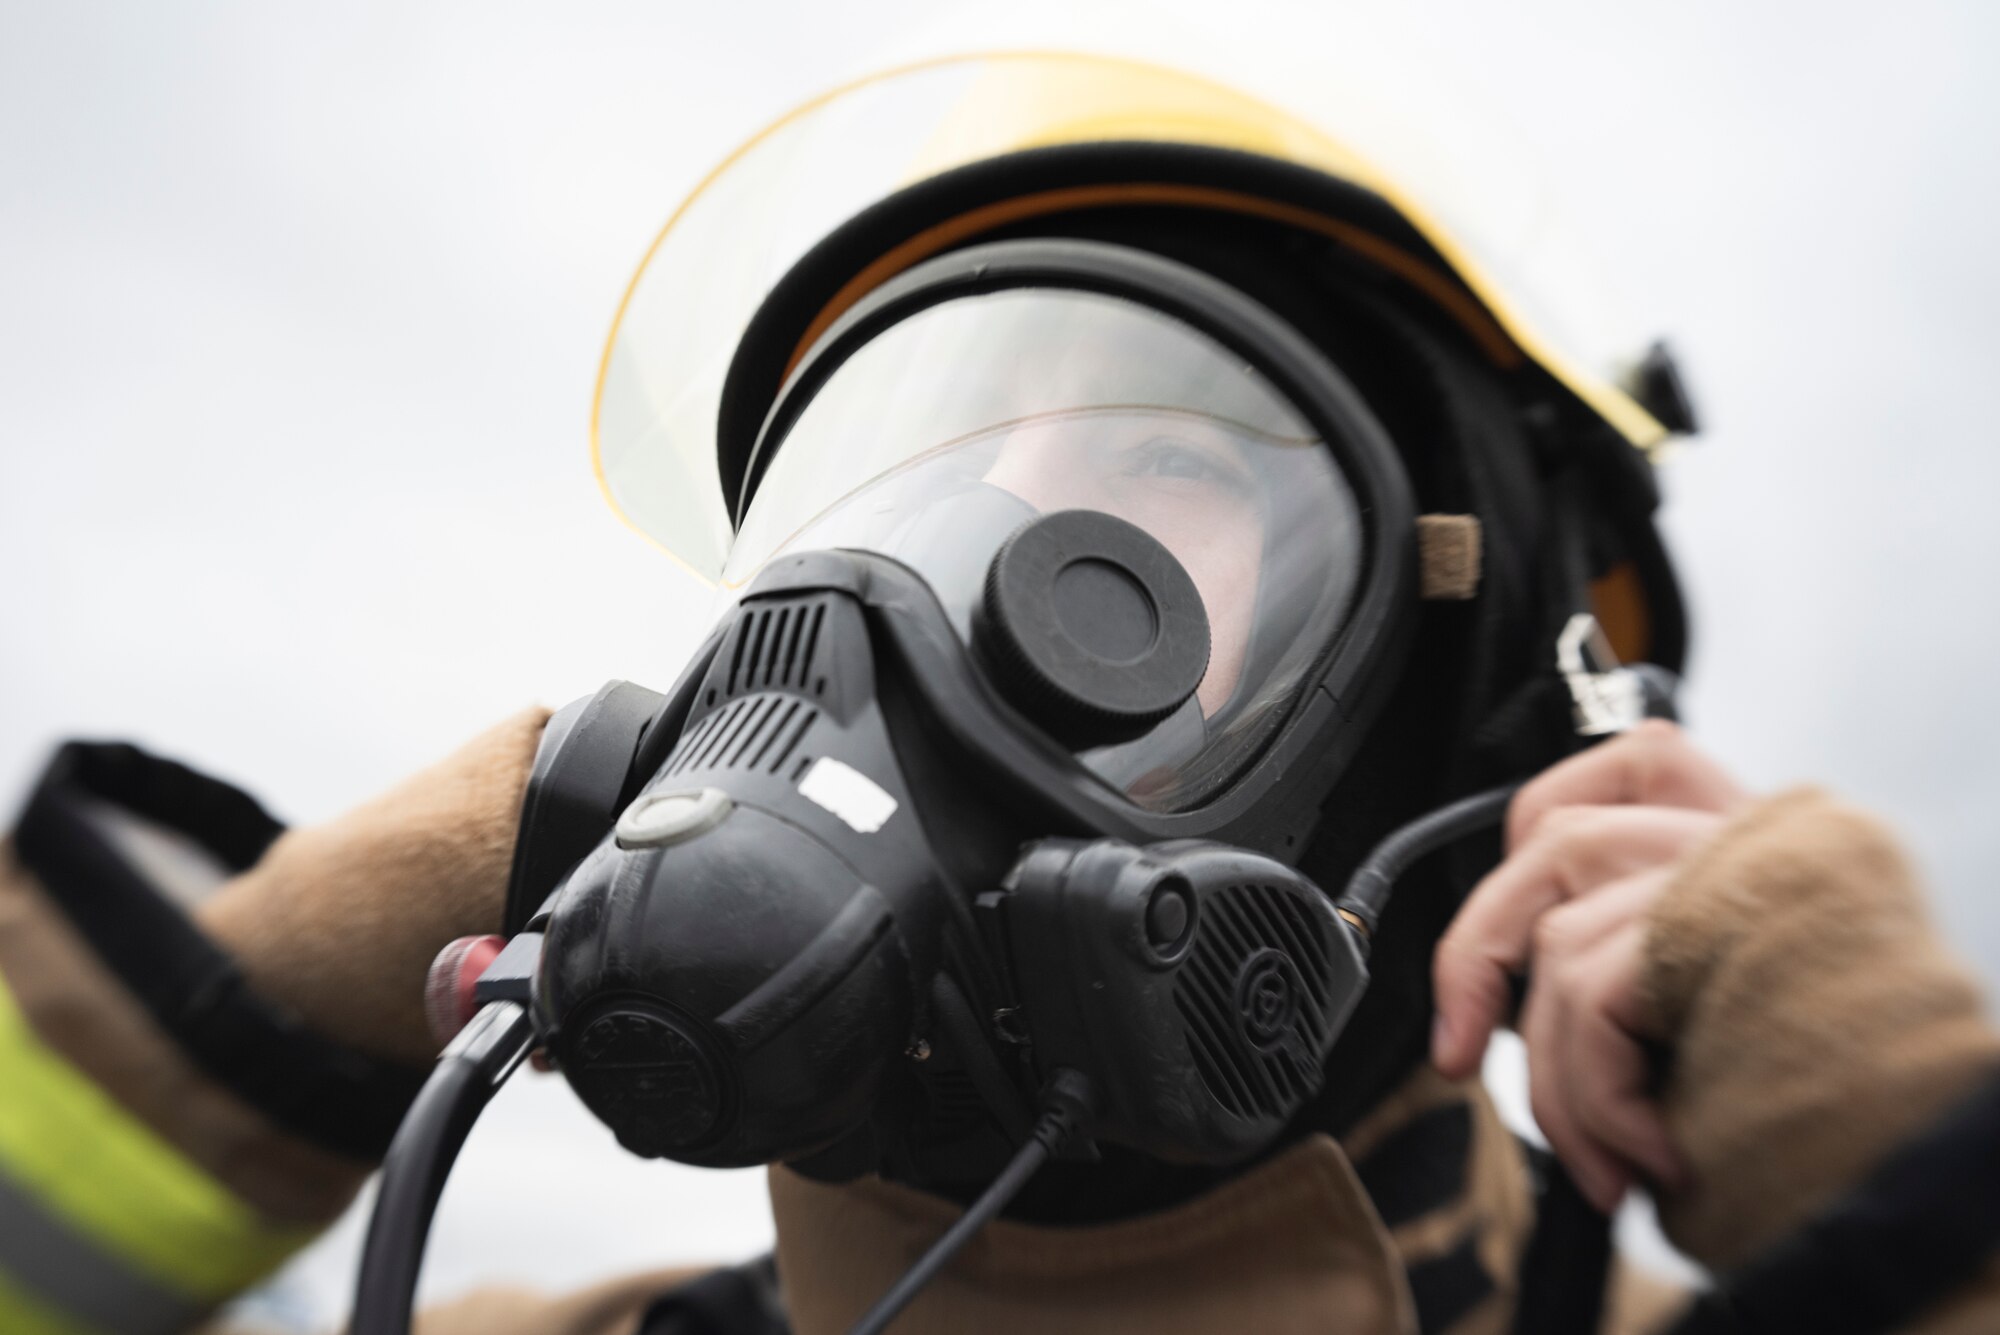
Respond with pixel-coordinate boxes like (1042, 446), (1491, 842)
(723, 288), (1365, 811)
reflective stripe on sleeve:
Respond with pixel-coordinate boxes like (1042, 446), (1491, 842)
(0, 974), (315, 1322)
(0, 1163), (208, 1335)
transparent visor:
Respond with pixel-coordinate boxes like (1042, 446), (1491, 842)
(595, 52), (1663, 584)
(728, 288), (1362, 811)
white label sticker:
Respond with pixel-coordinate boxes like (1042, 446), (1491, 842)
(797, 757), (899, 834)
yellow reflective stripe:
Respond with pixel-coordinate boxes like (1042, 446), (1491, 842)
(0, 1265), (103, 1335)
(0, 974), (314, 1303)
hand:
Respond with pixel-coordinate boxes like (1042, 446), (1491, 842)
(1429, 720), (1747, 1210)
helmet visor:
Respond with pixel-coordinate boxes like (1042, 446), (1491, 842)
(595, 52), (1665, 585)
(729, 287), (1363, 810)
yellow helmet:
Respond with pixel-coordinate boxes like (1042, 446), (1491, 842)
(593, 48), (1690, 665)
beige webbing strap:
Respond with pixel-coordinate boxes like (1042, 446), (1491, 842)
(1416, 515), (1482, 601)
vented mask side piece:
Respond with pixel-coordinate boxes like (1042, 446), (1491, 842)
(980, 836), (1367, 1164)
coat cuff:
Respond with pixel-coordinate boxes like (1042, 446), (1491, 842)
(1638, 788), (2000, 1269)
(0, 845), (360, 1334)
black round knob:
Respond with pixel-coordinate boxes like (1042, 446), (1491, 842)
(1145, 878), (1194, 954)
(973, 510), (1210, 748)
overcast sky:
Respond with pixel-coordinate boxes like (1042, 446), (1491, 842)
(4, 2), (1997, 1327)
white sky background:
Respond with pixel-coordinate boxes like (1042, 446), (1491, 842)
(3, 1), (1998, 1326)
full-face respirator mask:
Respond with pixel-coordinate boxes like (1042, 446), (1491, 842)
(351, 238), (1678, 1335)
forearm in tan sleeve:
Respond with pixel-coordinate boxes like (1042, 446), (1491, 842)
(197, 707), (550, 1066)
(1638, 788), (2000, 1328)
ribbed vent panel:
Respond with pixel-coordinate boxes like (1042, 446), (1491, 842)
(1174, 883), (1335, 1122)
(708, 599), (829, 706)
(664, 693), (819, 778)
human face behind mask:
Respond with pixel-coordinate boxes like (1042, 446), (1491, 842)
(722, 286), (1366, 810)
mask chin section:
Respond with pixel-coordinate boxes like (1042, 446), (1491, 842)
(539, 581), (942, 1168)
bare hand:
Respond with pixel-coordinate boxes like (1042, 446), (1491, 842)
(1430, 721), (1747, 1209)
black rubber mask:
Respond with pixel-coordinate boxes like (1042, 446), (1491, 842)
(526, 240), (1424, 1191)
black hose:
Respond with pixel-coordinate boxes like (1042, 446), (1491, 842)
(1336, 783), (1521, 936)
(349, 1001), (535, 1335)
(847, 1070), (1093, 1335)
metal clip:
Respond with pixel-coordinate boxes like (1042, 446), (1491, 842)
(1557, 613), (1646, 737)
